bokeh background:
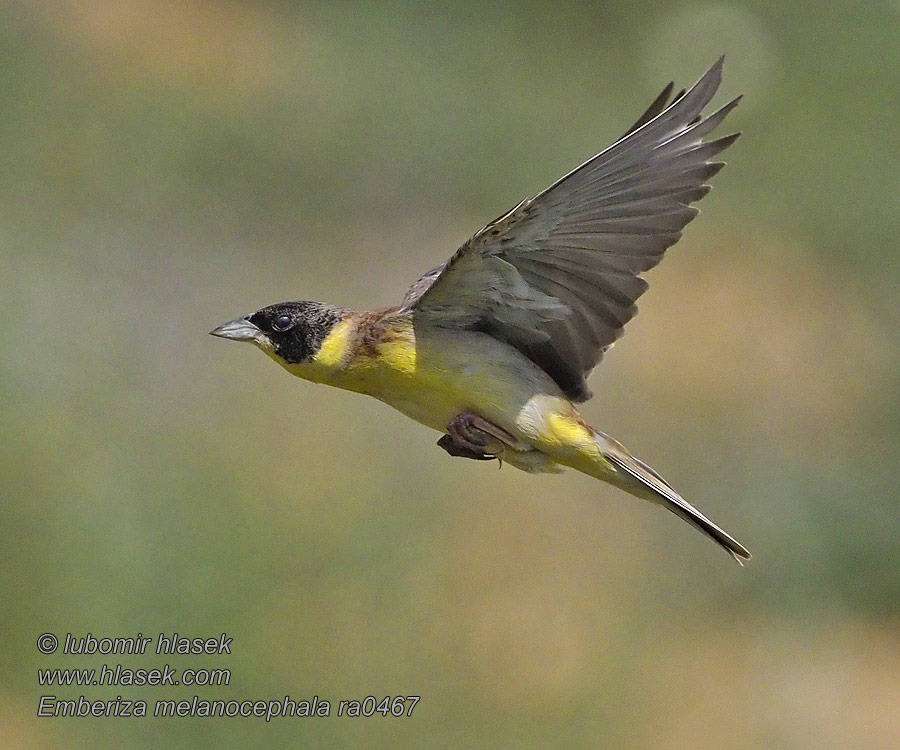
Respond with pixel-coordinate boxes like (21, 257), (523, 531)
(2, 1), (898, 747)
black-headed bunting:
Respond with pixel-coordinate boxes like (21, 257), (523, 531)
(212, 59), (750, 563)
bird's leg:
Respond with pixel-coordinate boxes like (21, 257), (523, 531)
(437, 411), (517, 461)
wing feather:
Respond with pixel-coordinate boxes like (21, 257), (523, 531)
(402, 58), (740, 401)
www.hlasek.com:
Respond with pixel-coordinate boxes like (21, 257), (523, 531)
(36, 632), (419, 720)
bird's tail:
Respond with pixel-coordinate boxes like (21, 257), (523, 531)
(590, 430), (751, 564)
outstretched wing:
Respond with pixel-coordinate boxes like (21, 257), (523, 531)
(401, 58), (740, 401)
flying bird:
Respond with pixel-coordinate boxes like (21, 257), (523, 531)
(211, 58), (750, 562)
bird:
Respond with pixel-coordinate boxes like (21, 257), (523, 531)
(211, 58), (750, 563)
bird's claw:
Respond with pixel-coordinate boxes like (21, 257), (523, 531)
(437, 434), (494, 460)
(437, 411), (517, 464)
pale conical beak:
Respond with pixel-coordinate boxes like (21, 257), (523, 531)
(209, 316), (262, 342)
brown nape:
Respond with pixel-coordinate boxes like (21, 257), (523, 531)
(350, 307), (404, 359)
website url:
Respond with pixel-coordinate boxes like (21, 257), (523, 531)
(37, 664), (230, 687)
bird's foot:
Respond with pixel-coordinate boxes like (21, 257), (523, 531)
(437, 411), (517, 464)
(436, 434), (494, 460)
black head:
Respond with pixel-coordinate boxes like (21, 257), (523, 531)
(210, 301), (344, 364)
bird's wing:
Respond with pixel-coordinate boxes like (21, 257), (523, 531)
(400, 58), (739, 402)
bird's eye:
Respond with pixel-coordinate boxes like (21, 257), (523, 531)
(272, 315), (294, 332)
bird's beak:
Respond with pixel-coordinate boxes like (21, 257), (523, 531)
(209, 316), (262, 343)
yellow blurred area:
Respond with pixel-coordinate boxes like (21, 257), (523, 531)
(2, 1), (898, 748)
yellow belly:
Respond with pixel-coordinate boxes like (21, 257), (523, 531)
(358, 327), (538, 426)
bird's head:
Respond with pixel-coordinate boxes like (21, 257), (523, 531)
(210, 301), (345, 368)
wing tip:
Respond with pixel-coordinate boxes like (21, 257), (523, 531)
(712, 95), (743, 120)
(631, 57), (734, 143)
(712, 131), (742, 149)
(688, 57), (725, 106)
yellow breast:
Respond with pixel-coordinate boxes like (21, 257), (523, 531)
(331, 319), (473, 431)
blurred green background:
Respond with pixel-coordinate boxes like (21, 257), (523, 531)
(2, 1), (898, 747)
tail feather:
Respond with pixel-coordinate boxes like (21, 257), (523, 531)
(600, 440), (751, 564)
